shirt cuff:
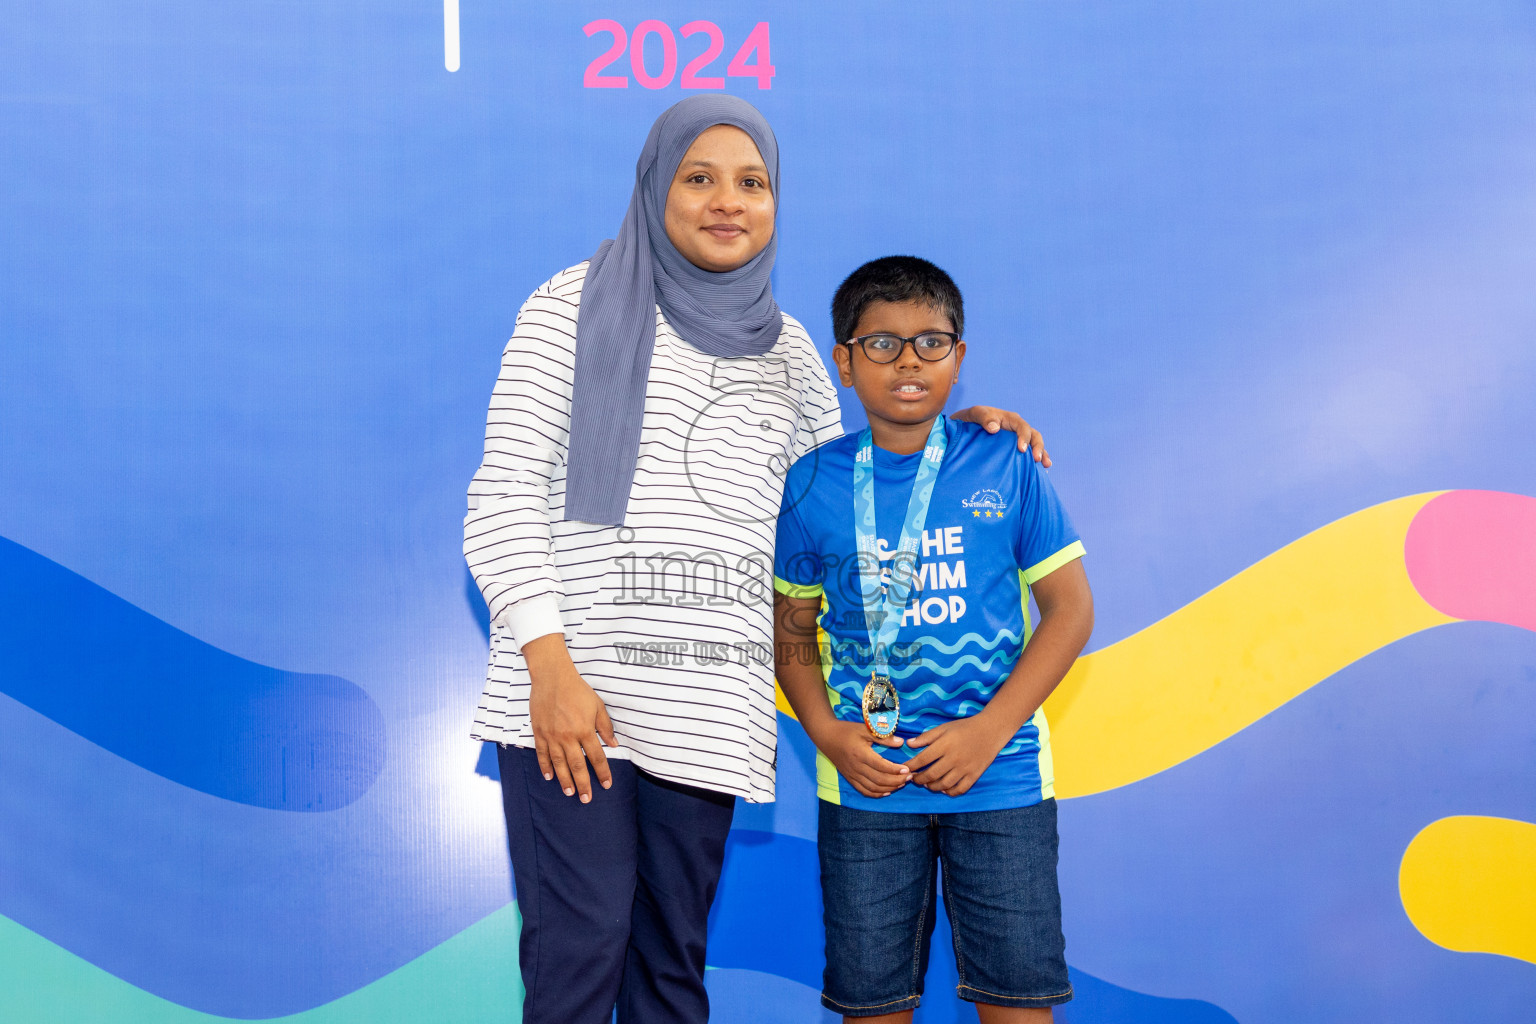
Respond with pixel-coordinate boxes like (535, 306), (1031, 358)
(1022, 540), (1086, 586)
(501, 594), (567, 650)
(774, 576), (824, 599)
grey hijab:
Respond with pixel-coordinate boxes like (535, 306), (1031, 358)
(565, 95), (783, 526)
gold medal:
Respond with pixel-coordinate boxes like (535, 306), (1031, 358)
(862, 674), (900, 739)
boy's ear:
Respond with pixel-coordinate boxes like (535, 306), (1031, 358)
(831, 342), (855, 387)
(952, 339), (966, 381)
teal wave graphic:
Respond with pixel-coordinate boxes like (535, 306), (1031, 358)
(900, 701), (990, 724)
(889, 649), (1014, 680)
(0, 906), (523, 1023)
(899, 656), (1010, 687)
(831, 675), (993, 706)
(822, 628), (1022, 663)
(908, 628), (1024, 655)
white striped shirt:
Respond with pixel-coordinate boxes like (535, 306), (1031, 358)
(465, 263), (843, 801)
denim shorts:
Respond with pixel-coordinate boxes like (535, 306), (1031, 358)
(818, 798), (1072, 1016)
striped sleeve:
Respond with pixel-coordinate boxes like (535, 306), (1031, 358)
(777, 325), (840, 598)
(791, 330), (844, 461)
(463, 267), (582, 649)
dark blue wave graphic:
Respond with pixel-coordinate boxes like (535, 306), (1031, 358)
(0, 535), (384, 810)
(1060, 970), (1240, 1024)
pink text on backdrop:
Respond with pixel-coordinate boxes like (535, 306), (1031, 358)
(584, 21), (774, 89)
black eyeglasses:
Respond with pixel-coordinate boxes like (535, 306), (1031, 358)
(842, 331), (959, 364)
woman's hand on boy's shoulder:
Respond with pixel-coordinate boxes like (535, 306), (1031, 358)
(903, 712), (1016, 797)
(816, 720), (910, 799)
(949, 406), (1051, 467)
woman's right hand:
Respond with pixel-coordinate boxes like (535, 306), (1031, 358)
(813, 720), (910, 799)
(522, 633), (618, 802)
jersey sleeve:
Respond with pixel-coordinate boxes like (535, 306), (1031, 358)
(1014, 457), (1085, 585)
(773, 468), (827, 600)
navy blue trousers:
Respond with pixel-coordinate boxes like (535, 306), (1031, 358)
(497, 744), (736, 1024)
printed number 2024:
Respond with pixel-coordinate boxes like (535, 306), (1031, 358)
(584, 20), (774, 90)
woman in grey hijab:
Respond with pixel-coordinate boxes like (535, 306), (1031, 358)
(465, 94), (1047, 1024)
(567, 94), (786, 526)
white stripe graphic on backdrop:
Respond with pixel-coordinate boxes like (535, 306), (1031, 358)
(444, 0), (460, 72)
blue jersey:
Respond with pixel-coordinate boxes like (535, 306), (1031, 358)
(773, 417), (1085, 813)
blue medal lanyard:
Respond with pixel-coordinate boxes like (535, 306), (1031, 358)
(854, 416), (948, 691)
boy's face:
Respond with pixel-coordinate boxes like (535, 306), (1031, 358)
(833, 299), (966, 433)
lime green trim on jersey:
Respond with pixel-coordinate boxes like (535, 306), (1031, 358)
(1022, 540), (1086, 586)
(816, 658), (845, 802)
(812, 597), (843, 803)
(1017, 570), (1036, 645)
(1015, 575), (1054, 800)
(773, 575), (824, 599)
(816, 750), (843, 804)
(1019, 574), (1055, 801)
(1033, 705), (1056, 800)
(817, 599), (835, 683)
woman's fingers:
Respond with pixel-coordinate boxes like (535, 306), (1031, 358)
(536, 728), (614, 800)
(1002, 414), (1049, 462)
(563, 739), (594, 802)
(1029, 428), (1052, 467)
(595, 702), (619, 747)
(581, 734), (613, 792)
(954, 405), (1053, 464)
(547, 744), (577, 797)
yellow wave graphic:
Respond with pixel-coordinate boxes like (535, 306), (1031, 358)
(1400, 816), (1536, 965)
(1043, 493), (1453, 798)
(777, 490), (1536, 967)
(776, 493), (1459, 796)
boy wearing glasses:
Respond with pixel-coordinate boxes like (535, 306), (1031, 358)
(773, 256), (1095, 1022)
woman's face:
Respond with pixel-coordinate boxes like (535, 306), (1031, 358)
(663, 125), (775, 273)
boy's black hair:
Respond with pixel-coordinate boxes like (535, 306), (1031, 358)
(830, 256), (964, 344)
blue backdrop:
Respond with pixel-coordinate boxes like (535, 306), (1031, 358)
(3, 3), (1534, 1022)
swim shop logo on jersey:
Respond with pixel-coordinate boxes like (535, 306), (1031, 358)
(872, 528), (969, 627)
(962, 488), (1009, 519)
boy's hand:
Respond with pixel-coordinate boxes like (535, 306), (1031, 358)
(523, 633), (619, 803)
(815, 720), (911, 799)
(949, 406), (1051, 467)
(904, 712), (1015, 797)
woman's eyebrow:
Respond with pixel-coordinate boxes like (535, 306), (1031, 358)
(678, 159), (769, 174)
